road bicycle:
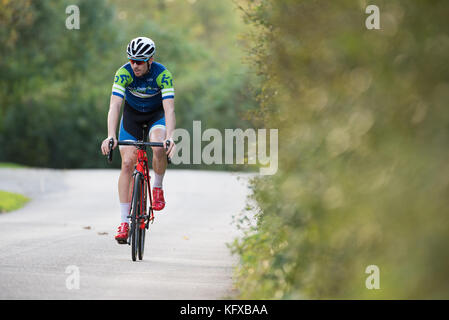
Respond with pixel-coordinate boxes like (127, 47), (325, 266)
(107, 124), (170, 261)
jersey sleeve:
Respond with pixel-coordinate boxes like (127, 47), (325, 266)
(112, 67), (133, 98)
(156, 69), (174, 100)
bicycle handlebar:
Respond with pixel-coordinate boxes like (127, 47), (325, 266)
(107, 138), (172, 164)
(117, 141), (164, 147)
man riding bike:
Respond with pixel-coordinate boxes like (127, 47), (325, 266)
(100, 37), (176, 244)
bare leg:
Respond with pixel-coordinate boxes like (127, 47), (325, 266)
(118, 146), (137, 203)
(149, 128), (167, 176)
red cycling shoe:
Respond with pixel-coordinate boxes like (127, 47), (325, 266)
(152, 187), (165, 211)
(115, 222), (129, 244)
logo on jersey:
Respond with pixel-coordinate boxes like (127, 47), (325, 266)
(128, 85), (159, 97)
(115, 74), (130, 84)
(160, 74), (173, 87)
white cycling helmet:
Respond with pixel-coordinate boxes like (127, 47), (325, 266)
(127, 37), (156, 61)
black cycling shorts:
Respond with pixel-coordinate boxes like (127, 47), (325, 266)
(118, 101), (165, 141)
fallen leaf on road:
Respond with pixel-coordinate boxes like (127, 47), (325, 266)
(83, 226), (91, 230)
(97, 232), (108, 236)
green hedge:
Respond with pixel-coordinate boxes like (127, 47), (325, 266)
(232, 0), (449, 299)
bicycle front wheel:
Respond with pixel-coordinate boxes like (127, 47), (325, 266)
(138, 178), (147, 260)
(138, 226), (145, 260)
(130, 173), (142, 262)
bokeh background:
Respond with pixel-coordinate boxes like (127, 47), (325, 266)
(0, 0), (257, 169)
(1, 0), (449, 299)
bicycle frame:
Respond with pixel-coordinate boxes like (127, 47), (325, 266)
(134, 147), (154, 229)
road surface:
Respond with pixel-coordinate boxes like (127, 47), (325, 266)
(0, 168), (253, 299)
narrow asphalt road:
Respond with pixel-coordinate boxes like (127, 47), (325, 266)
(0, 168), (253, 299)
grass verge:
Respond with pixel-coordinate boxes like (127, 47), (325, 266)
(0, 162), (27, 168)
(0, 190), (30, 213)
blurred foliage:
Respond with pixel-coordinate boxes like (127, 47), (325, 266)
(0, 0), (119, 168)
(0, 0), (257, 169)
(231, 0), (449, 299)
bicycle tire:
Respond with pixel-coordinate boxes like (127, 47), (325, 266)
(130, 173), (141, 262)
(138, 179), (146, 260)
(138, 226), (145, 260)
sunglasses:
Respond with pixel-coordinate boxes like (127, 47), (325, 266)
(129, 59), (148, 65)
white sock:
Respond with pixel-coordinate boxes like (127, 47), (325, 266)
(153, 172), (164, 189)
(120, 202), (131, 223)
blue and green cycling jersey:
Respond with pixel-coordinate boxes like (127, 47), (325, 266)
(111, 61), (174, 113)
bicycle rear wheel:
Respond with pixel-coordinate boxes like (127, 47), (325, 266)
(130, 173), (142, 262)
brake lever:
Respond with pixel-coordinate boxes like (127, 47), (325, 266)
(107, 138), (114, 163)
(165, 140), (172, 165)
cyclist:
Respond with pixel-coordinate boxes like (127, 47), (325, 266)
(100, 37), (176, 244)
